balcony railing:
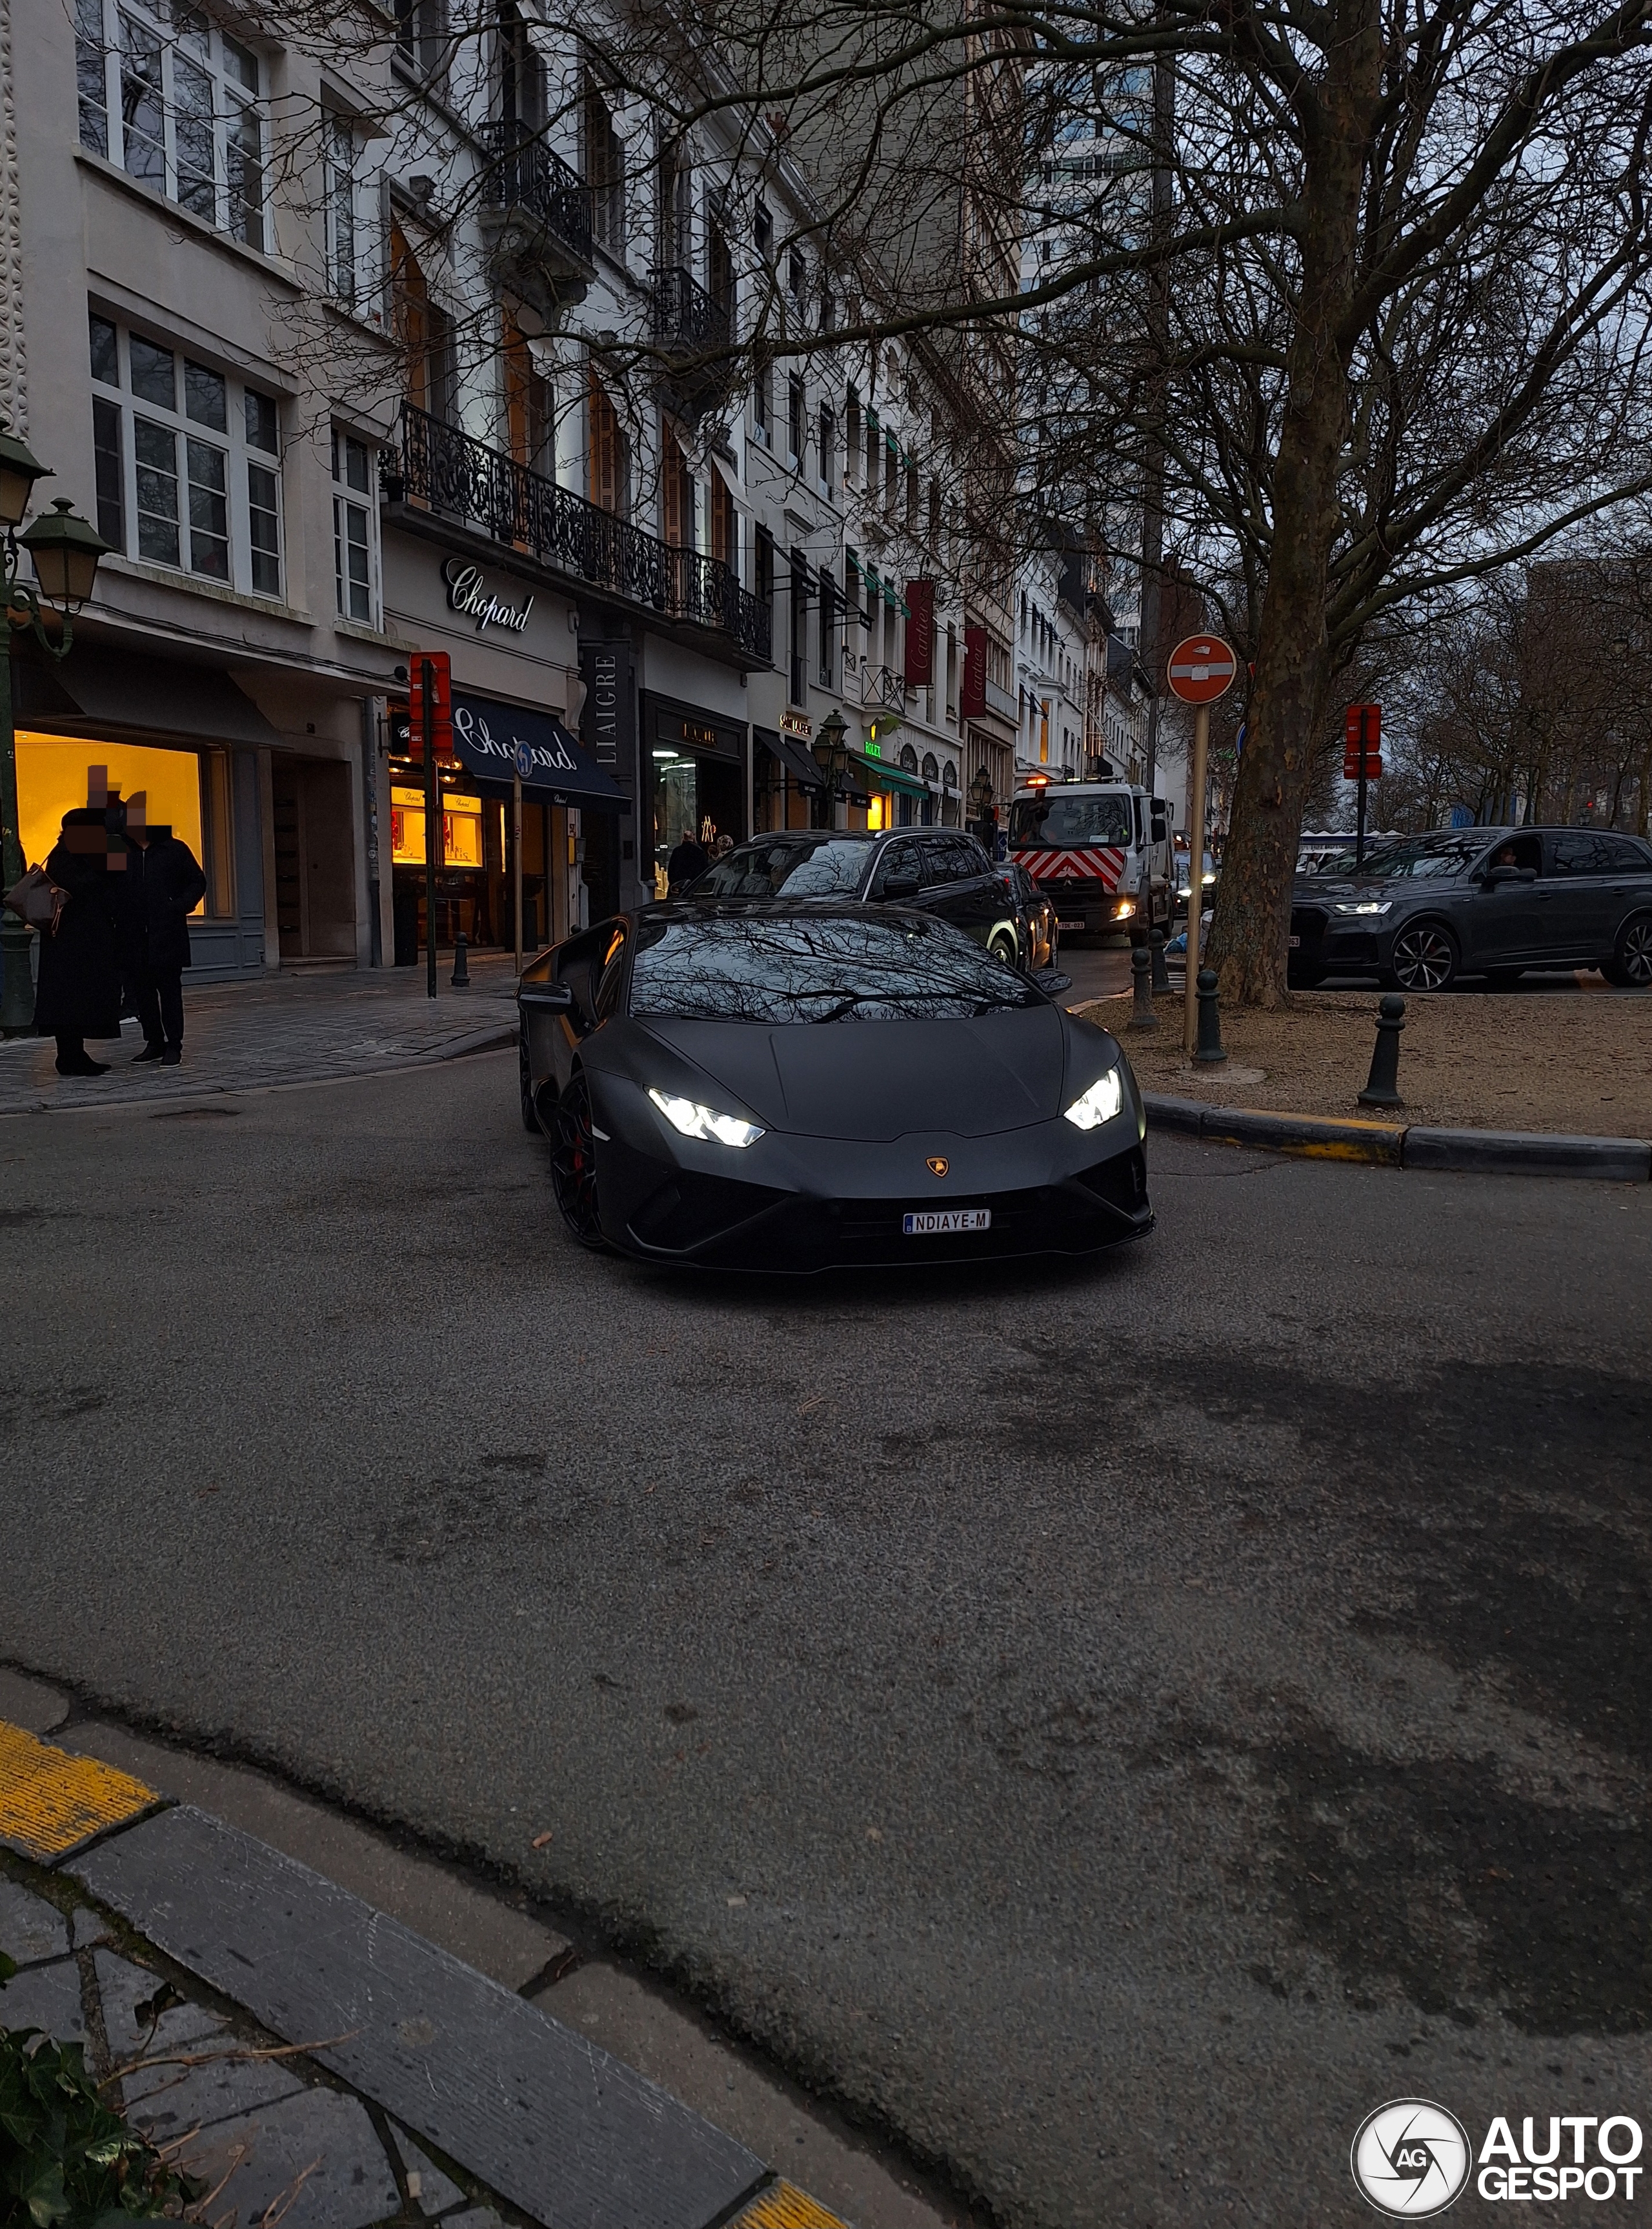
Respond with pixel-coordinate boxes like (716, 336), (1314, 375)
(479, 123), (593, 266)
(652, 264), (732, 354)
(864, 664), (907, 712)
(387, 404), (771, 666)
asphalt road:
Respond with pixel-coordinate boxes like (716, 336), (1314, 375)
(6, 1054), (1651, 2226)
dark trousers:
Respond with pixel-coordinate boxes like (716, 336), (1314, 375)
(134, 964), (185, 1049)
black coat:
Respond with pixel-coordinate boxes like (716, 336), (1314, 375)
(116, 835), (208, 973)
(33, 834), (123, 1040)
(667, 838), (709, 887)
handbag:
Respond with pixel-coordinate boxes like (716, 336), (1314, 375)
(3, 866), (67, 933)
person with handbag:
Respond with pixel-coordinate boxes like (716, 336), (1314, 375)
(26, 806), (124, 1075)
(114, 814), (206, 1065)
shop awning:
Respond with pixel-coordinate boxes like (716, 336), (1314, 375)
(14, 640), (283, 747)
(754, 725), (824, 792)
(852, 751), (927, 800)
(452, 691), (629, 814)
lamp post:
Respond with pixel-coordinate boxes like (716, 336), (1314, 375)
(969, 763), (994, 846)
(0, 423), (111, 1035)
(816, 708), (849, 829)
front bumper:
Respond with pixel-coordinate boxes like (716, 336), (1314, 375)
(584, 1079), (1153, 1271)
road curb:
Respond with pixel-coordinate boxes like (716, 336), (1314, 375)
(1143, 1094), (1651, 1180)
(0, 1718), (857, 2229)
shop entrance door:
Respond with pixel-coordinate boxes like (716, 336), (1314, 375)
(652, 750), (743, 892)
(272, 757), (356, 960)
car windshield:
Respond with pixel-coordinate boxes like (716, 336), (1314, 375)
(629, 914), (1044, 1022)
(688, 838), (873, 898)
(1009, 795), (1132, 847)
(1318, 836), (1483, 880)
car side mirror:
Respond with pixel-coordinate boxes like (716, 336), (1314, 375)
(1518, 865), (1538, 882)
(1484, 864), (1519, 885)
(519, 980), (575, 1012)
(1150, 805), (1168, 844)
(882, 875), (920, 900)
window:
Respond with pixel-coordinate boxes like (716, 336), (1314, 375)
(789, 552), (807, 706)
(332, 430), (374, 621)
(88, 310), (282, 596)
(755, 525), (775, 643)
(585, 79), (625, 256)
(845, 390), (860, 487)
(818, 403), (836, 496)
(818, 567), (835, 687)
(76, 0), (265, 248)
(201, 746), (236, 915)
(395, 0), (444, 74)
(587, 370), (629, 516)
(754, 201), (772, 257)
(787, 248), (806, 314)
(324, 116), (359, 305)
(787, 376), (805, 470)
(752, 356), (769, 445)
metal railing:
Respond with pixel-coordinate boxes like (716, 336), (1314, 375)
(863, 664), (907, 711)
(479, 123), (593, 265)
(388, 403), (771, 665)
(651, 264), (732, 354)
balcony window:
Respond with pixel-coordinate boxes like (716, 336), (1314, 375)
(752, 358), (769, 445)
(789, 553), (808, 707)
(324, 115), (359, 305)
(395, 0), (445, 76)
(88, 308), (283, 598)
(584, 82), (625, 256)
(76, 0), (266, 249)
(787, 376), (805, 472)
(818, 403), (836, 498)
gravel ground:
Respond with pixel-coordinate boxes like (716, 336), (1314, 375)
(1083, 983), (1652, 1133)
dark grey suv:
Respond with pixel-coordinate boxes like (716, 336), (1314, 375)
(689, 829), (1060, 974)
(1289, 827), (1652, 991)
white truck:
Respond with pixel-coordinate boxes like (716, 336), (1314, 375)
(1007, 778), (1172, 940)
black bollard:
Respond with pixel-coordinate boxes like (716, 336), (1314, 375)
(1358, 994), (1405, 1108)
(1129, 943), (1158, 1030)
(1150, 925), (1171, 993)
(1193, 967), (1227, 1064)
(450, 931), (470, 987)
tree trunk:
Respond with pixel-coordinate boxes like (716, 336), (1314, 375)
(1204, 0), (1384, 1007)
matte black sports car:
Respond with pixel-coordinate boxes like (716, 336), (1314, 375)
(516, 903), (1151, 1271)
(1289, 826), (1652, 991)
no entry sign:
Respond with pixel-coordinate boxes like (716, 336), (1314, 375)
(1167, 636), (1238, 705)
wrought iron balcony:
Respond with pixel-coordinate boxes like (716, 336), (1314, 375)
(479, 123), (593, 267)
(864, 663), (907, 712)
(652, 264), (732, 353)
(385, 403), (771, 667)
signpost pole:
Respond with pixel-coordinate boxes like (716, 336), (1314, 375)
(512, 770), (524, 973)
(1356, 707), (1369, 871)
(1183, 701), (1210, 1057)
(422, 660), (438, 1002)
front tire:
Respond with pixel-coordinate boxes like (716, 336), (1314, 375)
(1384, 922), (1459, 993)
(1603, 913), (1652, 989)
(549, 1072), (607, 1247)
(989, 929), (1021, 971)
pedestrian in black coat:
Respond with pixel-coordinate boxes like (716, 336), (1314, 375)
(32, 807), (123, 1076)
(116, 822), (207, 1066)
(666, 830), (709, 894)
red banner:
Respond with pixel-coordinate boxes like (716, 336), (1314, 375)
(960, 624), (986, 719)
(410, 651), (454, 765)
(904, 579), (934, 684)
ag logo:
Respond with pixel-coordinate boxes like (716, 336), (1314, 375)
(926, 1156), (949, 1176)
(1352, 2100), (1471, 2217)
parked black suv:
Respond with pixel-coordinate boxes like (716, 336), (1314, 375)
(689, 829), (1062, 974)
(1289, 826), (1652, 990)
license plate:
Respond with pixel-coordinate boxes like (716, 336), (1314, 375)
(1058, 918), (1086, 930)
(903, 1209), (992, 1235)
(1288, 934), (1300, 948)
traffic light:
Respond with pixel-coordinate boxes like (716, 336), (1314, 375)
(1344, 703), (1382, 782)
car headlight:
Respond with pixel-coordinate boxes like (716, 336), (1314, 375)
(1332, 900), (1393, 915)
(1063, 1068), (1123, 1130)
(1201, 871), (1216, 885)
(647, 1089), (765, 1148)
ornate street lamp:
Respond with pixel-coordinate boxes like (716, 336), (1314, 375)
(0, 427), (112, 1034)
(815, 708), (849, 827)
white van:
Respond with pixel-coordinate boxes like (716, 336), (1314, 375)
(1007, 779), (1172, 938)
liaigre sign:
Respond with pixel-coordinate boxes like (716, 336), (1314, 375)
(443, 557), (534, 635)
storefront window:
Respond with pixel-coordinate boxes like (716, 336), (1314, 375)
(16, 733), (214, 912)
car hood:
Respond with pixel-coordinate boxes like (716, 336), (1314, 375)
(634, 1005), (1071, 1140)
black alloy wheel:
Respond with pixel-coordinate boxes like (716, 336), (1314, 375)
(519, 1037), (541, 1133)
(1385, 922), (1460, 993)
(1606, 913), (1652, 987)
(550, 1072), (606, 1247)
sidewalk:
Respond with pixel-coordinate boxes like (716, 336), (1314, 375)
(0, 1673), (966, 2229)
(0, 958), (519, 1116)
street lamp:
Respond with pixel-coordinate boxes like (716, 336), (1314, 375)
(969, 763), (994, 838)
(0, 424), (112, 1035)
(816, 707), (849, 827)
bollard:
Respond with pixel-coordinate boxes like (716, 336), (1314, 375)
(1150, 925), (1171, 993)
(450, 931), (470, 987)
(1129, 943), (1158, 1030)
(1193, 966), (1227, 1064)
(1358, 993), (1405, 1108)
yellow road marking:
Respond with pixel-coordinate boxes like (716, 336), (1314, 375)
(732, 2184), (852, 2229)
(0, 1719), (161, 1862)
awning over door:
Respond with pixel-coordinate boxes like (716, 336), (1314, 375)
(852, 751), (927, 800)
(452, 691), (630, 813)
(14, 641), (283, 747)
(754, 725), (824, 791)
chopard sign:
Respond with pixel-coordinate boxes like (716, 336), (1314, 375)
(443, 558), (534, 635)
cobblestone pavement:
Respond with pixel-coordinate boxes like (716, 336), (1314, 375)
(1, 1868), (510, 2229)
(0, 958), (518, 1116)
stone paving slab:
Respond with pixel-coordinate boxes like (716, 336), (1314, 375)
(0, 958), (518, 1116)
(189, 2088), (401, 2229)
(72, 1805), (768, 2229)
